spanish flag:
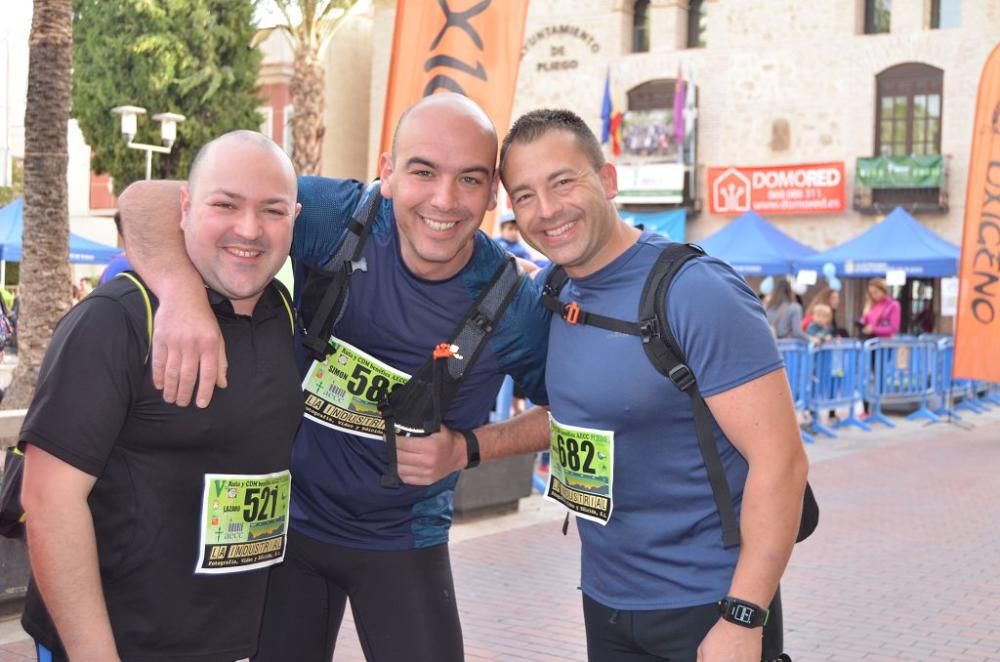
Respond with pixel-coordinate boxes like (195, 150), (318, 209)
(954, 42), (1000, 381)
(600, 70), (624, 157)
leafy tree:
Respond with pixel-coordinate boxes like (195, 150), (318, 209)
(0, 159), (24, 208)
(266, 0), (357, 175)
(2, 0), (74, 414)
(72, 0), (262, 193)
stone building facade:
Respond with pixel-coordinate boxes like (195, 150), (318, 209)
(312, 0), (999, 329)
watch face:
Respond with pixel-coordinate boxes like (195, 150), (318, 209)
(728, 602), (758, 626)
(720, 598), (767, 628)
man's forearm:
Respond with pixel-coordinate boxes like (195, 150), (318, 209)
(725, 453), (807, 609)
(476, 405), (551, 462)
(27, 502), (120, 660)
(118, 180), (200, 296)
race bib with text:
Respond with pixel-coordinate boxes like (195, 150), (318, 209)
(544, 415), (614, 525)
(302, 337), (410, 439)
(196, 470), (291, 574)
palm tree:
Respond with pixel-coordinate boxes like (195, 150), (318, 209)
(268, 0), (358, 175)
(1, 0), (73, 414)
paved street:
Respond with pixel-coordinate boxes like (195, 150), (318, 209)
(1, 408), (998, 661)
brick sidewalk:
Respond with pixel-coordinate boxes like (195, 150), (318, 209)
(4, 413), (999, 661)
(328, 413), (1000, 661)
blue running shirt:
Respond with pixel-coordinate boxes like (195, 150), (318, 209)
(544, 232), (783, 610)
(289, 177), (550, 550)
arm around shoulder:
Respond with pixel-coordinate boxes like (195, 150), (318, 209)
(118, 179), (226, 408)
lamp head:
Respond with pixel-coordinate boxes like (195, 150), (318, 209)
(110, 105), (146, 143)
(153, 112), (186, 148)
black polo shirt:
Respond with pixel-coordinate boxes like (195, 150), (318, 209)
(20, 275), (304, 662)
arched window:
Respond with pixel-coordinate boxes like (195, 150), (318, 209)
(632, 0), (650, 53)
(875, 63), (943, 156)
(687, 0), (707, 48)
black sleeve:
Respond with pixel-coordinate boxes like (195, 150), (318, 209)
(19, 295), (147, 477)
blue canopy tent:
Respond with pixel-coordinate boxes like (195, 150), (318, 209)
(796, 207), (959, 277)
(0, 198), (121, 267)
(619, 209), (686, 241)
(697, 210), (817, 275)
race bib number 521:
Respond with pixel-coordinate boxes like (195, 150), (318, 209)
(196, 470), (291, 574)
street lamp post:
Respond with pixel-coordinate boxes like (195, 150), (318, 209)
(110, 106), (186, 180)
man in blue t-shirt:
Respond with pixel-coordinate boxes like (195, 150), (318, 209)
(117, 94), (551, 662)
(492, 110), (809, 661)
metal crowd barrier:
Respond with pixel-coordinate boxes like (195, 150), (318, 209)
(862, 338), (940, 427)
(810, 339), (870, 437)
(776, 339), (814, 443)
(775, 335), (1000, 441)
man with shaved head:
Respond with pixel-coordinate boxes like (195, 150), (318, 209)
(117, 94), (550, 661)
(19, 131), (303, 661)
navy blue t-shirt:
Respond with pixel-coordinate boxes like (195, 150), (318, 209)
(544, 232), (783, 610)
(288, 177), (550, 550)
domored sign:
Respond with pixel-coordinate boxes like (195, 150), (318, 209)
(707, 162), (845, 215)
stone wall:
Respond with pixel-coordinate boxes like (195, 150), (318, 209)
(355, 0), (998, 249)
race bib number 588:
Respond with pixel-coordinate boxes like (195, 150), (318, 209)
(302, 337), (410, 439)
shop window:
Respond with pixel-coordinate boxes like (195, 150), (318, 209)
(632, 0), (650, 53)
(930, 0), (960, 29)
(875, 63), (942, 156)
(686, 0), (707, 48)
(864, 0), (891, 34)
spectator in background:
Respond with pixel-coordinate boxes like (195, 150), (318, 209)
(494, 212), (534, 262)
(766, 278), (810, 341)
(805, 304), (835, 346)
(78, 278), (94, 299)
(99, 212), (131, 285)
(859, 277), (900, 340)
(802, 286), (842, 335)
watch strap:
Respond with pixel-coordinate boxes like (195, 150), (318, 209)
(461, 429), (481, 469)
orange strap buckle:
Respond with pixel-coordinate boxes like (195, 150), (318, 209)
(433, 343), (454, 359)
(563, 301), (581, 325)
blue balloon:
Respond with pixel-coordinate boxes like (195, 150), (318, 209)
(828, 277), (842, 291)
(760, 276), (774, 296)
(822, 262), (837, 278)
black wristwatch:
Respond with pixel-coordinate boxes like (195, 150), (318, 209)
(718, 596), (769, 628)
(461, 429), (481, 469)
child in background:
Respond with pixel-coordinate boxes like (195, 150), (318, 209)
(806, 304), (835, 346)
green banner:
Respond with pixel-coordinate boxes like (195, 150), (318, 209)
(856, 155), (943, 189)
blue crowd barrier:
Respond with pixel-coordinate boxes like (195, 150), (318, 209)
(931, 337), (963, 419)
(863, 338), (940, 427)
(491, 375), (515, 423)
(811, 339), (870, 437)
(776, 339), (814, 443)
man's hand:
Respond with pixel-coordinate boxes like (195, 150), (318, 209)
(151, 288), (227, 408)
(395, 425), (467, 485)
(696, 619), (762, 661)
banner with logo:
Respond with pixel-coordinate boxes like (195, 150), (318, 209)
(856, 155), (943, 189)
(707, 162), (845, 215)
(954, 43), (1000, 382)
(615, 163), (685, 204)
(378, 0), (530, 159)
